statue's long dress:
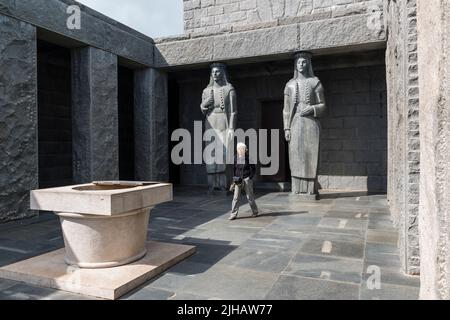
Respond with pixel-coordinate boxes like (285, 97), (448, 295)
(202, 84), (234, 189)
(284, 77), (325, 192)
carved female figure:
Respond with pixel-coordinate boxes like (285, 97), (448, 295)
(201, 63), (237, 191)
(283, 52), (326, 197)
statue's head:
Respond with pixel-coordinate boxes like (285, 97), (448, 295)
(294, 52), (314, 78)
(209, 62), (229, 86)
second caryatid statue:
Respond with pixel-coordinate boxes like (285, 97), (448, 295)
(201, 63), (237, 193)
(283, 52), (326, 199)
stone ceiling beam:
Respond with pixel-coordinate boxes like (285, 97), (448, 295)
(155, 13), (386, 70)
(0, 0), (154, 67)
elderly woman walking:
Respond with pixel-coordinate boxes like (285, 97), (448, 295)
(229, 143), (259, 220)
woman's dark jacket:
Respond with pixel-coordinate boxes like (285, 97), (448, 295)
(233, 154), (256, 180)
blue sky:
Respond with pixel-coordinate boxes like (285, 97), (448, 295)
(76, 0), (183, 38)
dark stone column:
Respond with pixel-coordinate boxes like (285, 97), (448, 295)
(0, 14), (38, 222)
(134, 68), (169, 182)
(72, 47), (119, 183)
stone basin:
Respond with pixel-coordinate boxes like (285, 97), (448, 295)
(30, 181), (172, 269)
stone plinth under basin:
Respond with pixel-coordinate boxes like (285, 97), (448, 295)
(0, 241), (196, 300)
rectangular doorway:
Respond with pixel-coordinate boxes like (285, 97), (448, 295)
(37, 40), (73, 188)
(118, 66), (135, 181)
(259, 100), (290, 182)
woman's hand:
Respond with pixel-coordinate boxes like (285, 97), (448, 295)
(227, 128), (234, 144)
(300, 106), (315, 117)
(201, 94), (214, 114)
(285, 130), (291, 142)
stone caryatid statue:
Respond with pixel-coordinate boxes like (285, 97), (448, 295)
(283, 52), (326, 198)
(201, 63), (237, 192)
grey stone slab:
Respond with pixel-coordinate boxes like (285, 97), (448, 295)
(360, 283), (419, 300)
(0, 278), (19, 291)
(362, 263), (420, 288)
(365, 243), (399, 261)
(146, 261), (211, 292)
(218, 246), (296, 274)
(324, 210), (369, 220)
(368, 211), (392, 221)
(262, 223), (317, 238)
(0, 283), (62, 300)
(155, 14), (385, 68)
(180, 240), (236, 265)
(368, 218), (396, 231)
(241, 232), (305, 252)
(213, 24), (299, 61)
(299, 239), (365, 259)
(270, 213), (323, 225)
(0, 250), (29, 267)
(192, 228), (256, 246)
(39, 290), (98, 300)
(365, 254), (402, 269)
(168, 292), (210, 300)
(0, 14), (38, 223)
(325, 205), (370, 214)
(368, 206), (391, 214)
(318, 217), (368, 231)
(284, 253), (363, 284)
(155, 36), (213, 67)
(155, 201), (188, 209)
(308, 227), (366, 243)
(122, 287), (174, 300)
(268, 216), (322, 227)
(265, 275), (360, 300)
(0, 238), (61, 257)
(183, 265), (279, 300)
(366, 230), (398, 245)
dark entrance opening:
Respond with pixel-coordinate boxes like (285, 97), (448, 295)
(259, 100), (290, 183)
(118, 66), (135, 181)
(37, 40), (73, 188)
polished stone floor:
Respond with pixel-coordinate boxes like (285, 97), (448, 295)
(0, 188), (420, 300)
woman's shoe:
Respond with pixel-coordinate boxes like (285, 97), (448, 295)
(229, 214), (237, 220)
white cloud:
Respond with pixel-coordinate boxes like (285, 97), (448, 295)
(75, 0), (183, 38)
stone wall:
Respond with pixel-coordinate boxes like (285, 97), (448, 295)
(384, 0), (420, 275)
(417, 0), (450, 300)
(0, 14), (38, 222)
(173, 51), (387, 191)
(183, 0), (383, 34)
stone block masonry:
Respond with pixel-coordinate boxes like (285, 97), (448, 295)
(182, 0), (383, 34)
(417, 0), (450, 300)
(317, 64), (387, 192)
(0, 14), (38, 222)
(384, 0), (420, 275)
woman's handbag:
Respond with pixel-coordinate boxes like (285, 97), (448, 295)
(230, 160), (245, 192)
(233, 176), (243, 184)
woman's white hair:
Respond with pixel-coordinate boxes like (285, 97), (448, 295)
(237, 142), (247, 151)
